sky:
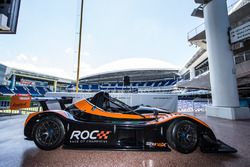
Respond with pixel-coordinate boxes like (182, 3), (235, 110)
(0, 0), (238, 79)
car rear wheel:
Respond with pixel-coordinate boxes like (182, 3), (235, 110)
(33, 117), (65, 150)
(167, 120), (198, 154)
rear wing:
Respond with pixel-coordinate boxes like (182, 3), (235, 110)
(32, 97), (73, 111)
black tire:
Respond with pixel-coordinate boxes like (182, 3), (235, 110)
(33, 117), (65, 150)
(167, 120), (198, 154)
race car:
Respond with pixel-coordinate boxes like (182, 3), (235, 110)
(24, 91), (237, 154)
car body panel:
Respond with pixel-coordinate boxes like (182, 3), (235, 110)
(23, 92), (237, 153)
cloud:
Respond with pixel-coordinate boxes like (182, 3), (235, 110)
(0, 54), (74, 80)
(31, 56), (38, 62)
(72, 60), (93, 78)
(16, 53), (38, 63)
(133, 19), (163, 40)
(2, 60), (73, 80)
(64, 47), (93, 78)
(17, 54), (28, 61)
(65, 48), (74, 55)
(82, 51), (90, 57)
(65, 48), (90, 58)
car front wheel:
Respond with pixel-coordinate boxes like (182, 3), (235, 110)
(167, 120), (198, 154)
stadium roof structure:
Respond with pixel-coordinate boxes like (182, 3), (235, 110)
(0, 63), (73, 84)
(80, 58), (179, 83)
(228, 0), (250, 14)
(11, 68), (73, 84)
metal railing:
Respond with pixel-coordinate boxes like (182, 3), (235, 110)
(0, 98), (41, 116)
(234, 50), (250, 64)
(187, 23), (205, 41)
(178, 98), (211, 115)
(0, 100), (10, 110)
(0, 107), (42, 116)
(195, 66), (209, 77)
(228, 0), (250, 13)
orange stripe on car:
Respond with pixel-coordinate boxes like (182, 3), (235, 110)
(147, 113), (209, 127)
(24, 110), (68, 126)
(74, 100), (153, 119)
(24, 112), (40, 126)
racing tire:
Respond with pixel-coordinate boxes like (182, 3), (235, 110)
(167, 120), (198, 154)
(33, 116), (65, 150)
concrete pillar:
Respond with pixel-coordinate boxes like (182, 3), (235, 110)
(190, 68), (196, 79)
(204, 0), (250, 119)
(53, 81), (57, 92)
(204, 0), (239, 107)
(9, 74), (16, 90)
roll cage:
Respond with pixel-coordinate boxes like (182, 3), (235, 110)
(87, 91), (146, 118)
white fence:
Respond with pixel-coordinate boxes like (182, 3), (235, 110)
(178, 98), (211, 114)
(46, 92), (178, 112)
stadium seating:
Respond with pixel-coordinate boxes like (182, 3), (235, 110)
(164, 80), (175, 86)
(90, 85), (99, 91)
(153, 81), (161, 87)
(36, 86), (47, 95)
(14, 86), (29, 94)
(2, 79), (178, 95)
(117, 83), (123, 87)
(0, 84), (50, 96)
(146, 82), (154, 87)
(81, 84), (90, 91)
(110, 83), (117, 87)
(132, 83), (138, 87)
(0, 85), (14, 95)
(138, 82), (146, 87)
(158, 80), (167, 86)
(102, 84), (109, 87)
(26, 86), (41, 97)
(171, 80), (177, 85)
(46, 87), (52, 92)
(74, 79), (178, 93)
(67, 84), (74, 89)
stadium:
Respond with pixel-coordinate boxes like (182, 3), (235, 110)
(0, 63), (72, 97)
(1, 1), (249, 99)
(1, 0), (250, 107)
(1, 0), (250, 166)
(71, 58), (180, 93)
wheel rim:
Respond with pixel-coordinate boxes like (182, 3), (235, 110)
(35, 120), (61, 147)
(176, 123), (197, 149)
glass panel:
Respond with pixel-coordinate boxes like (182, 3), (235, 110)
(235, 55), (244, 64)
(245, 50), (250, 61)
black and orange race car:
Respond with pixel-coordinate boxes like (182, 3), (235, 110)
(24, 92), (237, 154)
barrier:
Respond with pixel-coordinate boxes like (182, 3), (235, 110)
(0, 95), (41, 116)
(0, 96), (11, 110)
(46, 92), (178, 112)
(178, 98), (211, 114)
(10, 94), (31, 110)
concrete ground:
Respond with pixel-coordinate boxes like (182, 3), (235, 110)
(0, 114), (249, 167)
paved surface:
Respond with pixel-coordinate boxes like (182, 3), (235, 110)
(0, 114), (250, 167)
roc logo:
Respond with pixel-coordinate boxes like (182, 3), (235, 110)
(146, 142), (167, 148)
(96, 131), (111, 140)
(70, 130), (111, 140)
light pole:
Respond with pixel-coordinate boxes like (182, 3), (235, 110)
(76, 0), (84, 93)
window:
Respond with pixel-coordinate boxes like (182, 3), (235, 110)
(235, 54), (245, 64)
(245, 50), (250, 61)
(0, 0), (21, 34)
